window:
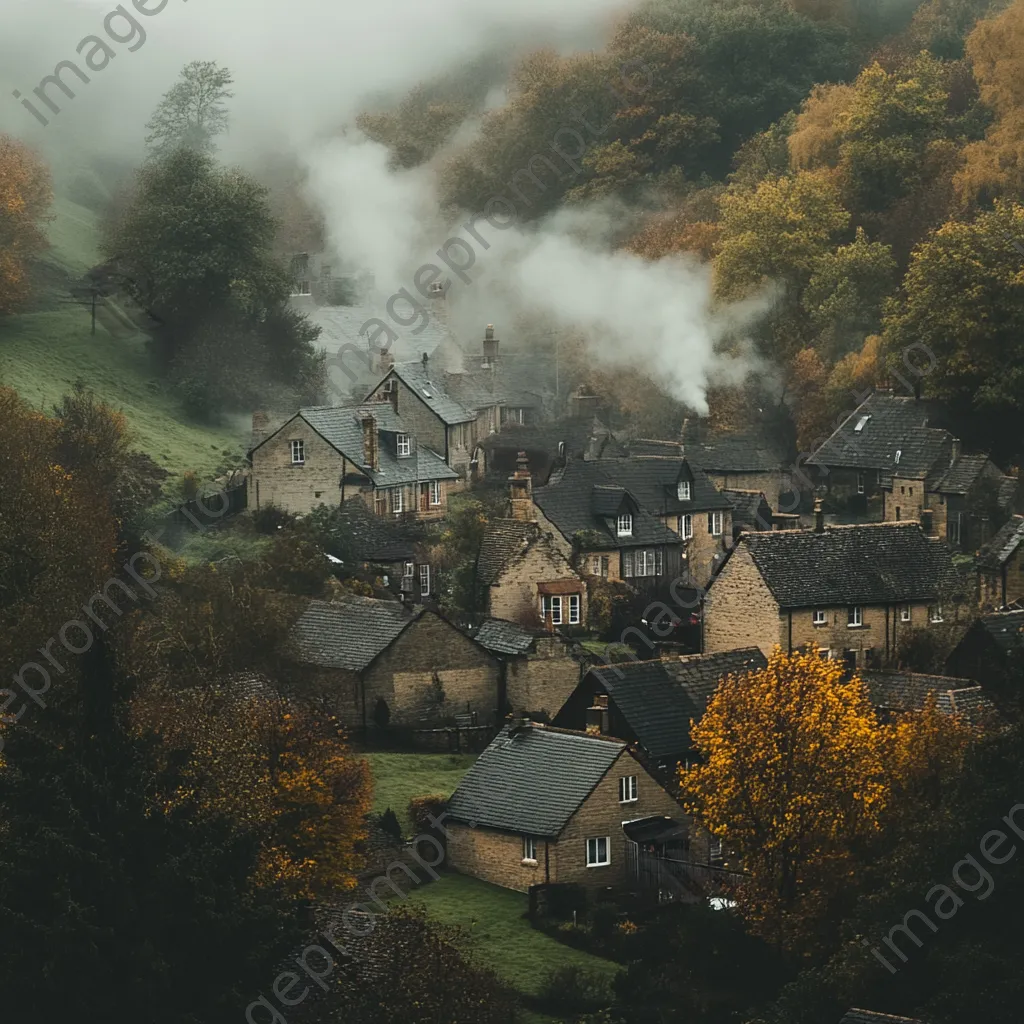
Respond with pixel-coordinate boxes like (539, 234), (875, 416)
(390, 487), (404, 514)
(677, 480), (691, 501)
(619, 776), (638, 803)
(397, 433), (410, 457)
(590, 555), (609, 578)
(679, 513), (693, 540)
(894, 450), (902, 465)
(857, 472), (865, 494)
(542, 595), (563, 625)
(909, 487), (913, 495)
(429, 480), (441, 506)
(626, 549), (663, 577)
(848, 606), (863, 627)
(895, 507), (901, 521)
(949, 513), (962, 545)
(900, 486), (905, 495)
(290, 439), (305, 465)
(709, 837), (723, 863)
(900, 605), (911, 622)
(617, 513), (633, 537)
(568, 593), (581, 625)
(375, 493), (387, 516)
(709, 511), (724, 537)
(818, 648), (830, 659)
(853, 415), (871, 433)
(812, 609), (827, 626)
(314, 490), (322, 499)
(522, 836), (537, 863)
(586, 837), (610, 867)
(419, 564), (431, 597)
(293, 280), (311, 296)
(929, 604), (943, 623)
(403, 561), (414, 579)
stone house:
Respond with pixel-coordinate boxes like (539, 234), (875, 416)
(284, 595), (501, 730)
(530, 459), (686, 595)
(946, 607), (1024, 689)
(703, 513), (967, 670)
(976, 515), (1024, 610)
(476, 515), (586, 629)
(553, 648), (767, 778)
(723, 490), (776, 535)
(445, 722), (688, 893)
(480, 416), (615, 487)
(474, 618), (585, 721)
(248, 402), (457, 517)
(861, 670), (999, 727)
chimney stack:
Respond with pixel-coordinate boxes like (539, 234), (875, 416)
(813, 497), (825, 533)
(378, 349), (394, 376)
(950, 436), (962, 466)
(509, 451), (533, 520)
(482, 324), (499, 367)
(252, 410), (269, 442)
(361, 415), (379, 472)
(422, 351), (429, 371)
(585, 694), (609, 735)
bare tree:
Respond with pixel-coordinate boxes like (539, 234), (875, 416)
(146, 61), (234, 159)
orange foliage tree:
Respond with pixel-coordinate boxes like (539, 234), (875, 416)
(0, 135), (53, 313)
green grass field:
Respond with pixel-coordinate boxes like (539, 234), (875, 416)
(405, 872), (620, 998)
(0, 196), (249, 483)
(363, 752), (476, 833)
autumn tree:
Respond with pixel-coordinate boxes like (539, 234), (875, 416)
(146, 60), (234, 159)
(0, 134), (53, 313)
(682, 648), (890, 947)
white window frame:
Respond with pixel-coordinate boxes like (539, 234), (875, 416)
(617, 513), (633, 537)
(419, 564), (431, 597)
(679, 513), (693, 540)
(390, 487), (404, 514)
(397, 433), (410, 457)
(568, 593), (581, 625)
(542, 595), (563, 625)
(709, 511), (723, 537)
(848, 606), (863, 628)
(429, 480), (441, 506)
(619, 776), (638, 803)
(586, 836), (610, 867)
(929, 604), (943, 624)
(677, 480), (691, 501)
(812, 609), (827, 626)
(857, 472), (865, 495)
(900, 605), (911, 623)
(403, 561), (414, 579)
(290, 439), (305, 465)
(522, 836), (537, 863)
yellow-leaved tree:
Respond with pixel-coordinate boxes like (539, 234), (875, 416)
(681, 648), (889, 946)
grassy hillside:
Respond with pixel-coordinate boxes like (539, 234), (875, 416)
(0, 196), (248, 483)
(363, 752), (476, 833)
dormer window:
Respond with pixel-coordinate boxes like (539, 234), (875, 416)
(397, 433), (410, 457)
(617, 513), (633, 537)
(677, 480), (691, 501)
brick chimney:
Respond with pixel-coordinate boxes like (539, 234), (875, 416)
(814, 497), (825, 533)
(482, 325), (499, 367)
(509, 450), (533, 520)
(569, 385), (600, 420)
(251, 410), (269, 443)
(585, 694), (609, 735)
(361, 415), (378, 471)
(378, 349), (394, 376)
(950, 436), (962, 466)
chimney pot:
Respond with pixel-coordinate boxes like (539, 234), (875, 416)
(950, 436), (962, 466)
(482, 325), (498, 367)
(813, 497), (825, 533)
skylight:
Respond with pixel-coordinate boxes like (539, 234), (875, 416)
(895, 449), (902, 464)
(853, 415), (871, 433)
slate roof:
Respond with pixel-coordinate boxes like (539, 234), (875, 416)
(808, 391), (939, 471)
(599, 456), (733, 514)
(585, 649), (766, 759)
(446, 724), (626, 836)
(977, 515), (1024, 570)
(474, 619), (538, 656)
(977, 608), (1024, 653)
(477, 520), (539, 585)
(379, 361), (477, 425)
(887, 426), (951, 481)
(479, 417), (610, 460)
(732, 522), (964, 609)
(331, 498), (426, 563)
(679, 427), (789, 473)
(860, 671), (998, 725)
(839, 1010), (924, 1024)
(287, 596), (414, 671)
(933, 453), (993, 493)
(723, 489), (773, 530)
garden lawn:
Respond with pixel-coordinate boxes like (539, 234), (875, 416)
(406, 872), (621, 998)
(362, 752), (476, 834)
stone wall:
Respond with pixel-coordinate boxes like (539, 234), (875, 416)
(446, 823), (549, 893)
(882, 474), (927, 524)
(705, 470), (787, 512)
(703, 545), (783, 657)
(505, 638), (582, 720)
(488, 538), (585, 626)
(660, 509), (731, 587)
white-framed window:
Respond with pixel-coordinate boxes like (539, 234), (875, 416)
(619, 775), (638, 803)
(586, 836), (610, 867)
(900, 605), (911, 622)
(812, 609), (827, 625)
(818, 648), (830, 660)
(709, 511), (724, 537)
(949, 513), (962, 544)
(679, 514), (693, 540)
(290, 439), (305, 465)
(617, 513), (633, 537)
(293, 280), (311, 296)
(542, 595), (563, 625)
(397, 433), (410, 457)
(929, 604), (943, 623)
(390, 487), (404, 514)
(625, 548), (663, 578)
(709, 837), (723, 863)
(403, 561), (414, 578)
(848, 606), (863, 627)
(677, 480), (691, 501)
(374, 493), (387, 516)
(568, 593), (581, 624)
(591, 555), (609, 578)
(429, 480), (441, 506)
(857, 472), (865, 494)
(419, 564), (431, 597)
(522, 836), (537, 863)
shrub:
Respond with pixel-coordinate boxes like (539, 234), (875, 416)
(408, 794), (448, 836)
(378, 807), (403, 841)
(181, 470), (199, 500)
(538, 965), (613, 1015)
(252, 503), (294, 534)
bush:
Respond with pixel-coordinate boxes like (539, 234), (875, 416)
(182, 470), (199, 501)
(252, 503), (294, 534)
(408, 794), (448, 837)
(378, 807), (403, 841)
(538, 965), (613, 1015)
(67, 171), (111, 213)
